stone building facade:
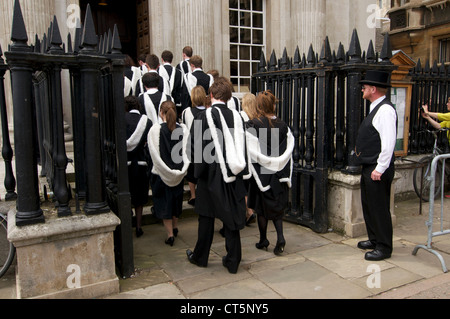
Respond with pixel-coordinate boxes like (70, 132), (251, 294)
(382, 0), (450, 64)
(0, 0), (378, 133)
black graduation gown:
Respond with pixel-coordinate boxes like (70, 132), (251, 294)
(182, 106), (206, 184)
(148, 122), (190, 220)
(126, 111), (152, 207)
(246, 117), (294, 220)
(160, 64), (183, 107)
(193, 103), (248, 231)
(139, 91), (172, 125)
(181, 70), (213, 111)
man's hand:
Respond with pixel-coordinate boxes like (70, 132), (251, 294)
(371, 170), (382, 181)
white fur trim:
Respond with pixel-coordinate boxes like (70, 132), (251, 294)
(126, 115), (149, 152)
(184, 73), (198, 97)
(143, 92), (167, 125)
(205, 107), (247, 183)
(124, 76), (132, 96)
(148, 123), (190, 187)
(182, 108), (195, 131)
(246, 127), (294, 192)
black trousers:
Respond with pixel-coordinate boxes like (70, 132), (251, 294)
(360, 163), (395, 254)
(193, 215), (242, 273)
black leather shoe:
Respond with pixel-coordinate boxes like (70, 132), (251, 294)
(365, 249), (391, 261)
(165, 236), (174, 246)
(222, 257), (238, 274)
(186, 249), (206, 267)
(357, 240), (376, 250)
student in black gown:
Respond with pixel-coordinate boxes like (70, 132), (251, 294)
(147, 101), (190, 246)
(125, 96), (152, 237)
(181, 85), (208, 206)
(246, 90), (294, 256)
(186, 77), (249, 274)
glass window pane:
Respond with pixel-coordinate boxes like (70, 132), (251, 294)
(230, 45), (238, 60)
(252, 62), (258, 75)
(230, 27), (238, 43)
(240, 78), (251, 92)
(252, 0), (263, 12)
(240, 11), (251, 27)
(252, 46), (262, 61)
(230, 10), (239, 26)
(240, 28), (251, 44)
(229, 0), (238, 9)
(253, 29), (263, 44)
(240, 62), (250, 76)
(240, 46), (250, 60)
(240, 0), (251, 10)
(253, 13), (263, 28)
(231, 62), (238, 76)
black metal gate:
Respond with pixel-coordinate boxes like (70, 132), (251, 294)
(252, 31), (396, 233)
(2, 1), (134, 278)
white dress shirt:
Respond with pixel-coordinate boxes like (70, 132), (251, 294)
(371, 95), (397, 174)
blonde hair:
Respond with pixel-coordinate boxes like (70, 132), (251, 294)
(191, 86), (207, 107)
(242, 93), (259, 120)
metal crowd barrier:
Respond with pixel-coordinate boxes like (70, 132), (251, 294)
(412, 153), (450, 273)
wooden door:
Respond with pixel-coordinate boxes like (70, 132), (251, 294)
(137, 0), (150, 55)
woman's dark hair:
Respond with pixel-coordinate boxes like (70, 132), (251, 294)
(160, 100), (177, 132)
(256, 90), (278, 127)
(125, 96), (141, 112)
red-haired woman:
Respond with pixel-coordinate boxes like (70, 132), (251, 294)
(246, 91), (294, 256)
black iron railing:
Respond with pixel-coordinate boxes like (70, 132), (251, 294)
(252, 30), (396, 233)
(2, 1), (133, 278)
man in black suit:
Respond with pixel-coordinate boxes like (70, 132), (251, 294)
(181, 55), (214, 112)
(160, 50), (183, 119)
(177, 46), (193, 78)
(186, 77), (248, 274)
(354, 70), (397, 261)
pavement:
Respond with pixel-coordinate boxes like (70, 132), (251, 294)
(0, 157), (450, 302)
(0, 195), (450, 301)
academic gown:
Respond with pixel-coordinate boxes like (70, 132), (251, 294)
(246, 116), (294, 220)
(159, 64), (183, 108)
(182, 106), (206, 184)
(181, 69), (214, 111)
(193, 103), (249, 231)
(139, 90), (172, 125)
(148, 122), (190, 220)
(126, 110), (152, 207)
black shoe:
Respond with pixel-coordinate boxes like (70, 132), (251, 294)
(274, 241), (286, 256)
(173, 228), (179, 237)
(246, 213), (256, 226)
(165, 236), (174, 246)
(136, 228), (143, 238)
(364, 249), (391, 261)
(255, 239), (269, 250)
(222, 257), (238, 274)
(186, 249), (205, 267)
(357, 240), (376, 250)
(188, 198), (195, 206)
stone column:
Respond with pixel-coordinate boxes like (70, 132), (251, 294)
(149, 0), (219, 72)
(270, 0), (326, 56)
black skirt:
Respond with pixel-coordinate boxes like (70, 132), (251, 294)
(150, 174), (184, 220)
(128, 163), (150, 208)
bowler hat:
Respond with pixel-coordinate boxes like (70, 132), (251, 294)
(360, 70), (391, 88)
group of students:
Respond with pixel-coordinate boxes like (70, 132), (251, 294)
(124, 49), (294, 274)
